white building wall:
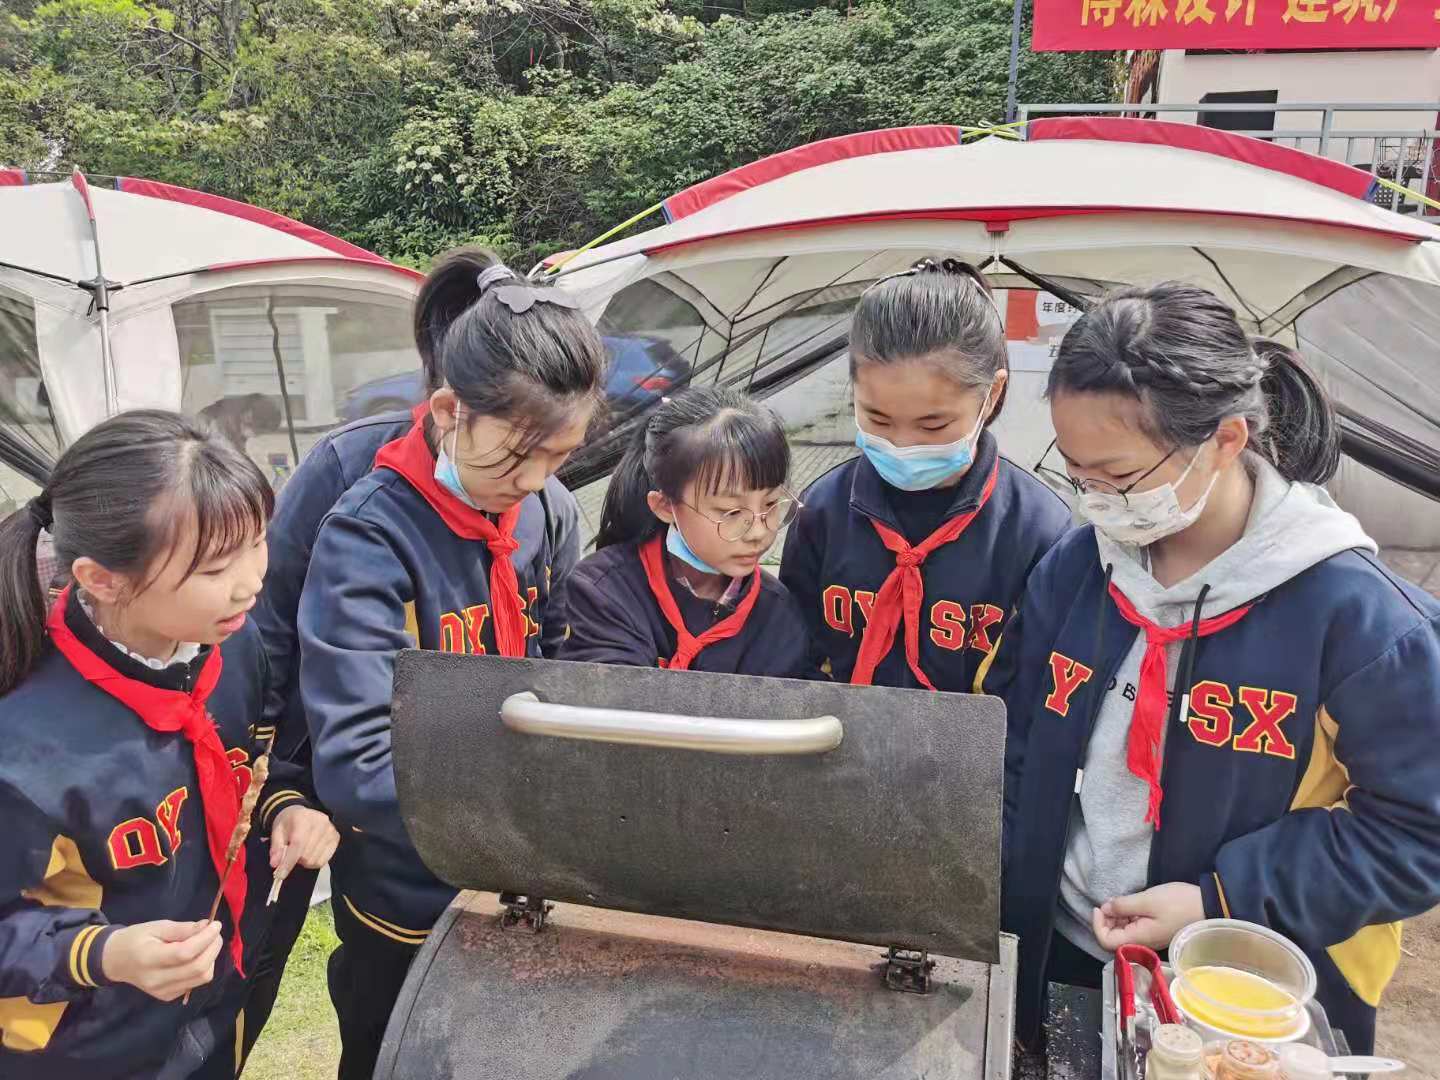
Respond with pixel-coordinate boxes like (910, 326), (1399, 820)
(1152, 50), (1439, 156)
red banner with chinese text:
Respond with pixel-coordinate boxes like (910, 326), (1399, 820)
(1033, 0), (1440, 50)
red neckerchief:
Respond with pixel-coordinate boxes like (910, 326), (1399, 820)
(46, 587), (247, 974)
(1108, 582), (1252, 828)
(373, 415), (527, 657)
(638, 535), (762, 671)
(850, 461), (999, 689)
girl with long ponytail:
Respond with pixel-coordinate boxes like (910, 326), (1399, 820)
(242, 247), (586, 1056)
(297, 252), (607, 1080)
(0, 410), (335, 1080)
(982, 283), (1440, 1056)
(559, 386), (809, 676)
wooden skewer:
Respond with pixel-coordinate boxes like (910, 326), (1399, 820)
(183, 754), (269, 1005)
(267, 851), (288, 907)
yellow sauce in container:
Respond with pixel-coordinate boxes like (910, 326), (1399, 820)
(1174, 966), (1302, 1040)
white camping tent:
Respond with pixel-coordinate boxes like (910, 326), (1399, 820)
(553, 120), (1440, 550)
(0, 170), (423, 514)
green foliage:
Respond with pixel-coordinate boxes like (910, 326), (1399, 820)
(243, 902), (340, 1080)
(0, 0), (1119, 266)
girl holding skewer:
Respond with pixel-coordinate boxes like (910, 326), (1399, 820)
(0, 411), (336, 1080)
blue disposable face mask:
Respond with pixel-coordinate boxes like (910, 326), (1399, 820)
(665, 522), (722, 576)
(435, 412), (482, 509)
(854, 387), (992, 492)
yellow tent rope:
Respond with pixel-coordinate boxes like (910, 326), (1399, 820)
(543, 201), (666, 275)
(1372, 174), (1440, 214)
(959, 121), (1030, 142)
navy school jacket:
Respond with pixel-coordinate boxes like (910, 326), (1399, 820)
(299, 418), (558, 943)
(981, 527), (1440, 1047)
(780, 430), (1071, 690)
(0, 597), (307, 1080)
(556, 539), (811, 677)
(253, 408), (580, 774)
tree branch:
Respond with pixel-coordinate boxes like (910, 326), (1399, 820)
(143, 20), (232, 72)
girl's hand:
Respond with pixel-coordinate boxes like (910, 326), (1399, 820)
(270, 806), (340, 877)
(100, 920), (223, 1002)
(1092, 883), (1205, 952)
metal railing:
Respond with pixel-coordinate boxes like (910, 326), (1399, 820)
(1018, 102), (1440, 219)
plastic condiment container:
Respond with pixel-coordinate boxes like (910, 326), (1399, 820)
(1202, 1040), (1281, 1080)
(1148, 1024), (1206, 1079)
(1171, 920), (1316, 1042)
(1277, 1044), (1333, 1080)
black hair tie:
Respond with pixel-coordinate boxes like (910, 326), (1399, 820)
(476, 265), (517, 294)
(27, 498), (53, 530)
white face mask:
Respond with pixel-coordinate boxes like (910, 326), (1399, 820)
(1079, 447), (1218, 547)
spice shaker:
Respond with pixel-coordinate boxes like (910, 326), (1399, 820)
(1148, 1024), (1205, 1079)
(1209, 1040), (1281, 1080)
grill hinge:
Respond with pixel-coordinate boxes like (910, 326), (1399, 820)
(882, 946), (935, 994)
(499, 893), (552, 932)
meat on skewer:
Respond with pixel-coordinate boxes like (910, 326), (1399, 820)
(183, 754), (269, 1005)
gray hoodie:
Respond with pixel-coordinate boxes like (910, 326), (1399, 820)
(1056, 458), (1377, 958)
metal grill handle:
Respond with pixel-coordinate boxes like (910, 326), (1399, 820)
(499, 691), (843, 755)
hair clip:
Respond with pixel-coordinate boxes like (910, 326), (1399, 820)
(476, 264), (582, 313)
(490, 285), (582, 315)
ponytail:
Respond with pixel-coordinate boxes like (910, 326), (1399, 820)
(414, 247), (493, 393)
(1051, 285), (1339, 484)
(417, 247), (607, 448)
(0, 500), (50, 697)
(595, 429), (660, 550)
(594, 387), (790, 551)
(0, 410), (273, 698)
(1252, 339), (1341, 484)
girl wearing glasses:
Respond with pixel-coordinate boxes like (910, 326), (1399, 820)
(781, 259), (1071, 692)
(983, 286), (1440, 1055)
(559, 387), (809, 677)
(297, 254), (608, 1080)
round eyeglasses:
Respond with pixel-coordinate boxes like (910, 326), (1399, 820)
(681, 495), (802, 542)
(1032, 439), (1179, 509)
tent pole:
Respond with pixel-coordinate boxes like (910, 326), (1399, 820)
(96, 305), (116, 416)
(266, 296), (303, 466)
(70, 170), (119, 415)
(1004, 0), (1024, 125)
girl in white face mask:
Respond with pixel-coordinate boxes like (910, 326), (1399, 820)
(984, 285), (1440, 1060)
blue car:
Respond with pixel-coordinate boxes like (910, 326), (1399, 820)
(338, 335), (692, 423)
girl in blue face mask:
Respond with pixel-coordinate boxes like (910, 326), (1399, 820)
(780, 258), (1072, 692)
(556, 387), (810, 678)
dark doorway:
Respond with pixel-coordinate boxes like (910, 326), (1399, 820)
(1199, 89), (1279, 133)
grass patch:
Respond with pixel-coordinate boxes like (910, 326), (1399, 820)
(244, 902), (341, 1080)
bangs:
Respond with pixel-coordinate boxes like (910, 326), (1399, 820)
(682, 409), (790, 498)
(149, 440), (274, 585)
(467, 375), (596, 477)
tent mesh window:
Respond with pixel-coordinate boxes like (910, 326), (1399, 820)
(0, 284), (60, 515)
(172, 284), (419, 490)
